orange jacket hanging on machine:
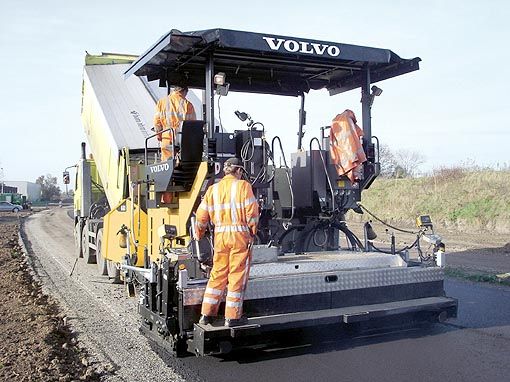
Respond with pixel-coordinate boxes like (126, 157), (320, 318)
(329, 109), (367, 183)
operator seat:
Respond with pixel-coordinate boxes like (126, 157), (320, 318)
(169, 120), (205, 191)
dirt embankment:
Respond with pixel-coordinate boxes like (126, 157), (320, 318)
(0, 213), (101, 381)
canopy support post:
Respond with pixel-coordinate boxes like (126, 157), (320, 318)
(205, 53), (215, 140)
(297, 93), (306, 150)
(361, 65), (372, 152)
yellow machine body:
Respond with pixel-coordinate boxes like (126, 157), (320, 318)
(102, 198), (148, 266)
(147, 162), (209, 262)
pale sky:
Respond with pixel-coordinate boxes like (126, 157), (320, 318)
(1, 0), (509, 188)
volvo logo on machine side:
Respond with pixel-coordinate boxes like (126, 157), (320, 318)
(149, 163), (170, 173)
(262, 36), (340, 57)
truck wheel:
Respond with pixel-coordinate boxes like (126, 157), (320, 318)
(81, 223), (97, 264)
(75, 222), (83, 258)
(107, 260), (121, 284)
(96, 229), (107, 276)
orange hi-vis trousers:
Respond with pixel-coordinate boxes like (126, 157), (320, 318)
(201, 229), (252, 319)
(160, 137), (174, 162)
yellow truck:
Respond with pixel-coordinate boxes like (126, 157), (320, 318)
(74, 52), (205, 281)
(75, 53), (151, 280)
(74, 29), (457, 356)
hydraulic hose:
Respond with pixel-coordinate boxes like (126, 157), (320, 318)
(271, 136), (288, 167)
(370, 236), (427, 259)
(312, 228), (328, 248)
(357, 203), (419, 235)
(275, 225), (300, 246)
(331, 221), (365, 250)
(356, 204), (434, 260)
(240, 128), (255, 162)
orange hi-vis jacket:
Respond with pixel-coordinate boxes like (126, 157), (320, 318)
(195, 175), (259, 239)
(329, 109), (367, 183)
(195, 174), (259, 320)
(153, 91), (196, 161)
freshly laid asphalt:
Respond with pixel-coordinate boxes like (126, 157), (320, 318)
(24, 208), (510, 382)
(176, 278), (510, 382)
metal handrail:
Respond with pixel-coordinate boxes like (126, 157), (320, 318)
(144, 127), (176, 205)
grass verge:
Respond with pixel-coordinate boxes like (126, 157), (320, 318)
(352, 169), (510, 233)
(445, 266), (510, 286)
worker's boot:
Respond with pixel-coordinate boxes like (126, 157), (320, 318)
(199, 315), (213, 325)
(224, 316), (248, 327)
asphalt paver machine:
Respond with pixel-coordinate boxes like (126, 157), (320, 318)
(89, 28), (457, 356)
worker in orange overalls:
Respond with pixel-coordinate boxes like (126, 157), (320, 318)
(153, 85), (196, 203)
(194, 157), (259, 327)
(329, 109), (367, 183)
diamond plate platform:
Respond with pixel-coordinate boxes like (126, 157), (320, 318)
(181, 251), (443, 306)
(250, 251), (405, 277)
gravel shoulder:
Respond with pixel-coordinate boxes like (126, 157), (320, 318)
(21, 208), (200, 382)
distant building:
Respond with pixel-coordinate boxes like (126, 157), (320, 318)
(0, 184), (17, 194)
(3, 181), (41, 202)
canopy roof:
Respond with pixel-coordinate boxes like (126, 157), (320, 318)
(125, 28), (420, 96)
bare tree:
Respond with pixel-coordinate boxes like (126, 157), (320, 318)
(393, 149), (425, 177)
(377, 144), (397, 177)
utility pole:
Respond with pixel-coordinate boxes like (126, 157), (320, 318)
(0, 167), (4, 193)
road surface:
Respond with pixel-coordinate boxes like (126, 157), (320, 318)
(23, 208), (510, 382)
